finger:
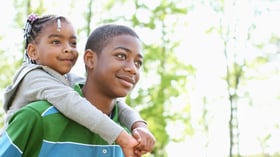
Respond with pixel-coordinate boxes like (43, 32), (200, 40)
(134, 150), (141, 157)
(134, 149), (140, 155)
(132, 129), (141, 143)
(134, 149), (147, 156)
(141, 150), (148, 154)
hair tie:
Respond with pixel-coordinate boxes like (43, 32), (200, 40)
(24, 14), (39, 39)
(23, 14), (39, 64)
(27, 14), (39, 24)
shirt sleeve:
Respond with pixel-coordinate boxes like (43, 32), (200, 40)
(117, 99), (146, 131)
(17, 69), (123, 144)
(0, 105), (43, 157)
(66, 73), (146, 130)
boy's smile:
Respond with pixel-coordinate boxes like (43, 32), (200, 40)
(92, 34), (143, 97)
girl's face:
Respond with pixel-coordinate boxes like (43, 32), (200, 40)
(91, 34), (143, 98)
(28, 21), (78, 75)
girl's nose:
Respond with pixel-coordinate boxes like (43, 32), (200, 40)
(64, 44), (73, 53)
(64, 48), (72, 53)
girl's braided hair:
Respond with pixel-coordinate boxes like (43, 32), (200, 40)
(23, 14), (67, 63)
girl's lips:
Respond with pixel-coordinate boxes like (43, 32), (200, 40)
(61, 59), (74, 63)
(59, 57), (75, 64)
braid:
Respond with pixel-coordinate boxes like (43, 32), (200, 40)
(23, 14), (67, 63)
(24, 15), (57, 49)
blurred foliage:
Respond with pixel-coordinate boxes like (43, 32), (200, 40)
(1, 0), (280, 157)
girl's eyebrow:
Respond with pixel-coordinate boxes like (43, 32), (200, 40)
(48, 34), (77, 39)
(114, 46), (143, 59)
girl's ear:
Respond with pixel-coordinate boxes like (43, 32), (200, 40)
(84, 49), (97, 70)
(26, 44), (39, 61)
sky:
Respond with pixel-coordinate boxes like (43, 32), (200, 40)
(1, 0), (280, 156)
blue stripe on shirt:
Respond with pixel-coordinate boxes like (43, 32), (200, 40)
(0, 132), (22, 157)
(39, 140), (124, 157)
(41, 106), (59, 117)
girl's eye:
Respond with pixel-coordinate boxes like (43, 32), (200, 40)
(70, 41), (77, 48)
(51, 40), (61, 45)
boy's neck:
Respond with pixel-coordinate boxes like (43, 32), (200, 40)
(82, 84), (115, 115)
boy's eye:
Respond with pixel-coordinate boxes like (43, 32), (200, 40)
(135, 60), (142, 68)
(116, 54), (126, 60)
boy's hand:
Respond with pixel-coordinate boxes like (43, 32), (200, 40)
(116, 130), (139, 157)
(132, 123), (156, 156)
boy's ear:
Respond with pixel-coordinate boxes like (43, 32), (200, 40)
(26, 44), (39, 60)
(84, 49), (97, 69)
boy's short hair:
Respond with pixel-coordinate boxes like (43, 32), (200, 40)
(85, 24), (140, 55)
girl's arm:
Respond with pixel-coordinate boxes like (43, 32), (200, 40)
(67, 73), (146, 131)
(117, 99), (145, 131)
(13, 67), (123, 144)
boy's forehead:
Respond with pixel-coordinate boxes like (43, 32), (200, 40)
(108, 35), (142, 54)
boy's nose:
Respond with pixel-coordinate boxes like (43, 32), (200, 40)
(124, 61), (137, 75)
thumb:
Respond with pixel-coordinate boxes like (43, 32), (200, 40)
(133, 129), (141, 143)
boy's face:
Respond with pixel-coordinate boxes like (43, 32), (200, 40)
(92, 34), (143, 98)
(28, 21), (78, 75)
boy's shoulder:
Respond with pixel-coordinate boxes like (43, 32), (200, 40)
(66, 73), (85, 87)
(24, 100), (54, 115)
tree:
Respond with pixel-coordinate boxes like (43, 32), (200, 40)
(207, 0), (280, 156)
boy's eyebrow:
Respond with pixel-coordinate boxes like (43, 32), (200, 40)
(114, 46), (143, 59)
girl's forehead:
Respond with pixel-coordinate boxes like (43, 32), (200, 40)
(37, 21), (76, 40)
(43, 20), (73, 32)
(44, 19), (68, 29)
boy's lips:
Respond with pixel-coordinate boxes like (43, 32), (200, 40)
(117, 75), (136, 88)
